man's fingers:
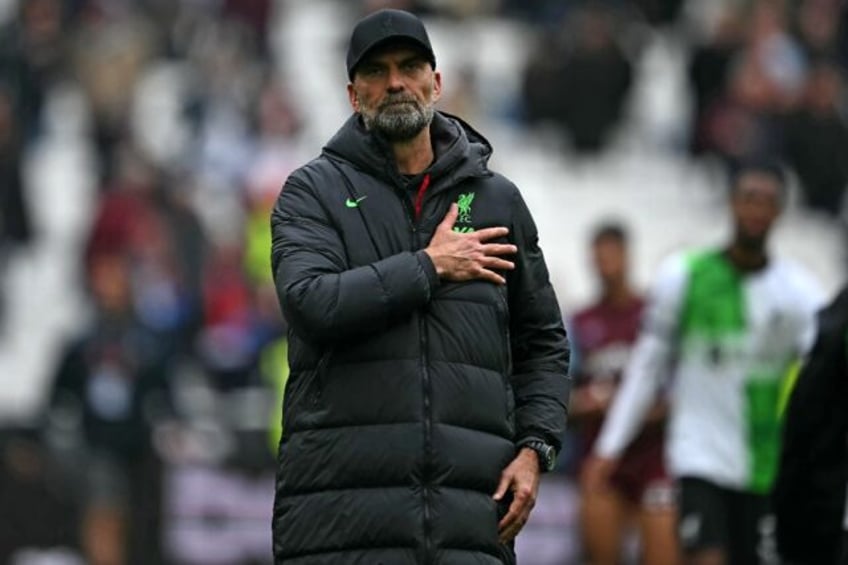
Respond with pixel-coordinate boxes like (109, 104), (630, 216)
(499, 519), (525, 544)
(498, 502), (521, 531)
(476, 268), (506, 285)
(498, 496), (531, 541)
(480, 256), (515, 272)
(492, 472), (511, 502)
(481, 243), (517, 257)
(473, 226), (509, 242)
(495, 453), (540, 542)
(438, 203), (459, 231)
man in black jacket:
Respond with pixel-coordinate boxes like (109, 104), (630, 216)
(269, 9), (570, 565)
(774, 284), (848, 565)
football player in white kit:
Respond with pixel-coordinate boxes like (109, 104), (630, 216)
(583, 160), (824, 565)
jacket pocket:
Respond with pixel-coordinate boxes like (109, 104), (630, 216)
(311, 349), (333, 406)
(282, 350), (332, 433)
(494, 291), (515, 432)
(494, 290), (512, 374)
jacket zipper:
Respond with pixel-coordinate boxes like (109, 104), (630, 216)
(413, 173), (431, 221)
(397, 179), (434, 563)
(414, 179), (434, 564)
(420, 310), (433, 564)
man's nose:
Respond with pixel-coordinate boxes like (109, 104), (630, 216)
(386, 67), (405, 92)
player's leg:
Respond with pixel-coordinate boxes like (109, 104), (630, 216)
(83, 503), (126, 565)
(82, 451), (129, 565)
(637, 479), (680, 565)
(677, 477), (730, 565)
(579, 481), (630, 565)
(684, 548), (725, 565)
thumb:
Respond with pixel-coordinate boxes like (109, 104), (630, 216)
(493, 471), (512, 501)
(438, 203), (458, 232)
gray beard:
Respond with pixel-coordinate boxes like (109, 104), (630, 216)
(362, 99), (434, 142)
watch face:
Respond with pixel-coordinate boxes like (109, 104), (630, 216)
(527, 441), (556, 472)
(542, 446), (556, 471)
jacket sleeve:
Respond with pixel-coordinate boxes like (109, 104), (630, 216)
(506, 190), (571, 452)
(270, 174), (439, 345)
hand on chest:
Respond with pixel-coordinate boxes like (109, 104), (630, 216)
(333, 177), (510, 265)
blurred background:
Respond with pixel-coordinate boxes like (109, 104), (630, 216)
(0, 0), (845, 563)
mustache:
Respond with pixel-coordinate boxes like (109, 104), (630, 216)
(379, 95), (420, 110)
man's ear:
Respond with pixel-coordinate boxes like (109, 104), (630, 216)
(432, 71), (442, 103)
(347, 83), (359, 112)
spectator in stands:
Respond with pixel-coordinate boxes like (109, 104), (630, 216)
(795, 0), (844, 63)
(522, 4), (633, 154)
(74, 10), (154, 185)
(221, 0), (273, 59)
(783, 59), (848, 216)
(697, 0), (806, 167)
(197, 243), (266, 390)
(0, 86), (31, 331)
(0, 0), (47, 330)
(50, 253), (172, 565)
(0, 431), (79, 562)
(0, 0), (67, 142)
(688, 6), (745, 156)
(86, 147), (203, 355)
(571, 222), (677, 565)
(632, 0), (685, 28)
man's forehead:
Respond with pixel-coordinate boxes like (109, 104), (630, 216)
(360, 41), (431, 65)
(735, 171), (782, 198)
(737, 171), (779, 189)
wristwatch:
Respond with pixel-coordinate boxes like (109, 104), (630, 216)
(519, 439), (557, 473)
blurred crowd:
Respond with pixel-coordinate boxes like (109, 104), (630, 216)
(522, 0), (848, 218)
(2, 1), (298, 563)
(0, 0), (845, 564)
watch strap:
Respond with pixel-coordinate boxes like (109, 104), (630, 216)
(517, 438), (556, 472)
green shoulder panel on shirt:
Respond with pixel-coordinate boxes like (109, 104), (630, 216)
(680, 249), (746, 339)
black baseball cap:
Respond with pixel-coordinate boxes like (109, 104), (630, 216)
(346, 9), (436, 81)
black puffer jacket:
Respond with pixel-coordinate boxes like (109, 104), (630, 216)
(270, 112), (570, 565)
(774, 285), (848, 565)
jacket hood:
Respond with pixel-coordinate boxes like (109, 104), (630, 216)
(322, 111), (493, 192)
